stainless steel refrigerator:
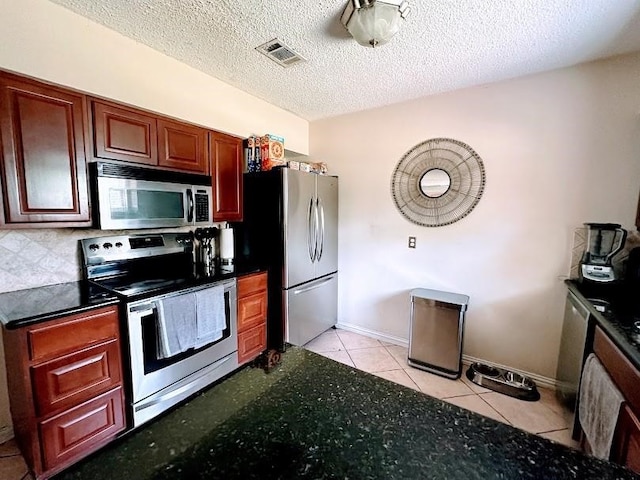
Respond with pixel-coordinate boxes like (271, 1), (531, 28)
(234, 168), (338, 349)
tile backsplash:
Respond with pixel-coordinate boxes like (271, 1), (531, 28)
(0, 226), (197, 293)
(0, 229), (87, 292)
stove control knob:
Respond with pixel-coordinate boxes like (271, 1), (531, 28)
(115, 242), (123, 248)
(103, 242), (113, 249)
(88, 243), (100, 251)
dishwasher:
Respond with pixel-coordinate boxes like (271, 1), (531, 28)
(555, 290), (590, 438)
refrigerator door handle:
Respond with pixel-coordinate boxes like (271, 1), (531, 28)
(316, 197), (325, 262)
(313, 197), (321, 263)
(307, 198), (316, 262)
(292, 275), (334, 295)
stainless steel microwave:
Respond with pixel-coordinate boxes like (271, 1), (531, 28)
(91, 162), (213, 230)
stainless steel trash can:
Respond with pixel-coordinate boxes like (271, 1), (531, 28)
(408, 288), (469, 379)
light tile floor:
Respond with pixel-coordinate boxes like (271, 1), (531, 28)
(0, 328), (579, 479)
(304, 328), (580, 450)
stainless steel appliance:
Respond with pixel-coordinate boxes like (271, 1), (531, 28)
(91, 162), (213, 230)
(235, 169), (338, 349)
(408, 288), (468, 379)
(580, 223), (627, 283)
(81, 232), (238, 428)
(556, 290), (591, 439)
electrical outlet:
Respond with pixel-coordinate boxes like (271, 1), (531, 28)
(408, 236), (416, 248)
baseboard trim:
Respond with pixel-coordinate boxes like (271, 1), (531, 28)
(335, 322), (409, 348)
(0, 425), (14, 444)
(335, 322), (559, 390)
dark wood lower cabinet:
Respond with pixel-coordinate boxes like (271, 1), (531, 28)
(589, 326), (640, 474)
(2, 305), (125, 479)
(612, 405), (640, 474)
(39, 387), (125, 471)
(237, 272), (267, 365)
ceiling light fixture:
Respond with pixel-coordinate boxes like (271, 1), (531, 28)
(340, 0), (410, 48)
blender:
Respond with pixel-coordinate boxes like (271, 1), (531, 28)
(580, 223), (627, 283)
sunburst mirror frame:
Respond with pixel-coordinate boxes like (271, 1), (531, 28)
(391, 138), (486, 227)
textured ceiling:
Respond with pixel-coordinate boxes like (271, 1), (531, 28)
(48, 0), (640, 120)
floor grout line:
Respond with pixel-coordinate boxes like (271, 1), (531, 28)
(476, 392), (512, 425)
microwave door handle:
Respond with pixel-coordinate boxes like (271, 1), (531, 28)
(186, 189), (194, 223)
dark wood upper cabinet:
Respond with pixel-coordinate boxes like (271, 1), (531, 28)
(0, 74), (91, 226)
(91, 101), (157, 165)
(157, 119), (208, 174)
(210, 132), (243, 222)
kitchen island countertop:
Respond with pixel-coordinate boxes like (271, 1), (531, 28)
(54, 347), (637, 480)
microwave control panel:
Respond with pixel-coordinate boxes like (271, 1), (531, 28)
(194, 191), (210, 222)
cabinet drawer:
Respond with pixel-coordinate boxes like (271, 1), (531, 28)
(594, 326), (640, 412)
(29, 306), (118, 363)
(238, 323), (266, 365)
(238, 272), (267, 298)
(238, 292), (267, 333)
(32, 339), (122, 417)
(39, 386), (125, 471)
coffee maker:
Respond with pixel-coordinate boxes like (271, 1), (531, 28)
(580, 223), (627, 283)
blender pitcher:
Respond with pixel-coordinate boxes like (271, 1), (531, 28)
(580, 223), (627, 283)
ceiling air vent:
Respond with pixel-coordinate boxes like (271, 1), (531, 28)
(255, 38), (306, 68)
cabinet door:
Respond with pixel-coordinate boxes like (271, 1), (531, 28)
(612, 405), (640, 474)
(91, 101), (157, 165)
(210, 132), (243, 221)
(158, 119), (208, 174)
(0, 75), (90, 225)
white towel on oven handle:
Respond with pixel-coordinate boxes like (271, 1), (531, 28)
(155, 292), (198, 359)
(193, 284), (226, 350)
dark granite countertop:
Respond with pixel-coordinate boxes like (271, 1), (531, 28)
(54, 348), (638, 480)
(565, 280), (640, 370)
(0, 266), (265, 330)
(0, 281), (119, 330)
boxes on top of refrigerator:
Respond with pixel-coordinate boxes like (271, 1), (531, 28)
(261, 134), (285, 171)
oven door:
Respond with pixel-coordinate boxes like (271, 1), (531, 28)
(126, 279), (237, 427)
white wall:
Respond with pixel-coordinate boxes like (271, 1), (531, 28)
(0, 0), (309, 154)
(311, 52), (640, 379)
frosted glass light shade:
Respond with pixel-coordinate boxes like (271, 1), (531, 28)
(341, 0), (410, 48)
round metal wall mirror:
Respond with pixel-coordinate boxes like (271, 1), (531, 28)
(420, 168), (451, 198)
(391, 138), (486, 227)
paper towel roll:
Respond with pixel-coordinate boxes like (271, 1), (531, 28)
(220, 227), (234, 262)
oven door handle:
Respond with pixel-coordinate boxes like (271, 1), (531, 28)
(130, 304), (155, 315)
